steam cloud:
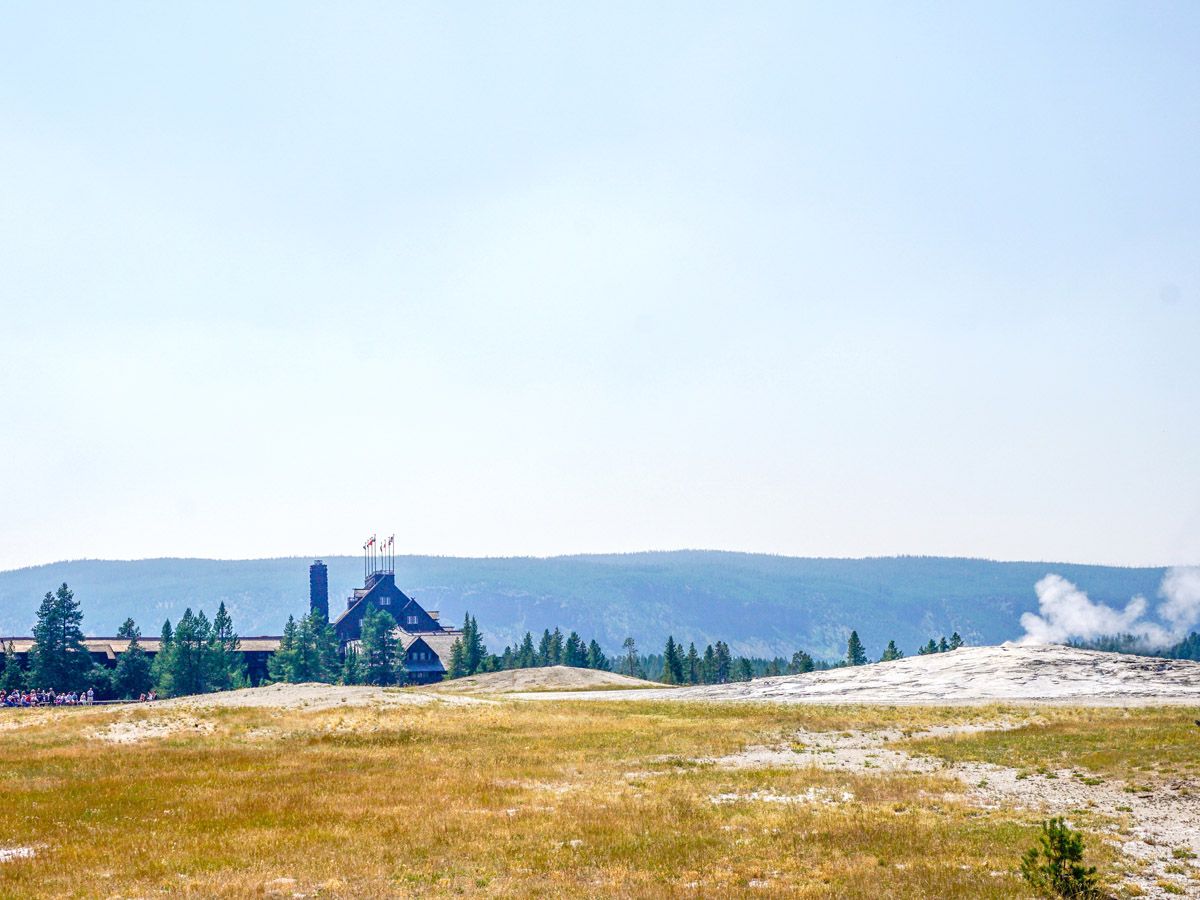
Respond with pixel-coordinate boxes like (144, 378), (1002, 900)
(1019, 567), (1200, 647)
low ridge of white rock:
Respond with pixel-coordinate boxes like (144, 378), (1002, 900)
(524, 644), (1200, 705)
(681, 644), (1200, 704)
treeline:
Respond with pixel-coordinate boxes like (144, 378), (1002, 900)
(439, 627), (973, 685)
(622, 638), (825, 684)
(1070, 631), (1200, 662)
(0, 583), (246, 699)
(268, 605), (408, 686)
(623, 630), (967, 686)
(442, 627), (811, 684)
(445, 621), (611, 678)
(846, 630), (963, 665)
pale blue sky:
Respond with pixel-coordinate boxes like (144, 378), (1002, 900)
(1, 2), (1198, 570)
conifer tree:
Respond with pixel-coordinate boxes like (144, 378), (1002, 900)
(0, 641), (24, 692)
(446, 637), (466, 679)
(701, 644), (717, 683)
(537, 629), (553, 667)
(458, 614), (477, 675)
(518, 632), (537, 668)
(269, 615), (298, 682)
(157, 608), (214, 696)
(340, 644), (364, 685)
(360, 604), (402, 685)
(685, 642), (700, 684)
(735, 657), (754, 681)
(113, 618), (153, 699)
(549, 627), (564, 666)
(209, 601), (244, 690)
(468, 619), (487, 672)
(564, 631), (584, 667)
(880, 640), (903, 662)
(660, 636), (684, 684)
(312, 613), (342, 681)
(621, 637), (641, 678)
(151, 619), (173, 689)
(938, 636), (949, 653)
(948, 632), (964, 650)
(846, 630), (867, 666)
(714, 641), (732, 684)
(29, 583), (92, 692)
(586, 639), (609, 671)
(788, 650), (814, 674)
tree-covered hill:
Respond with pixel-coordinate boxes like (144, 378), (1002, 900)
(0, 552), (1168, 660)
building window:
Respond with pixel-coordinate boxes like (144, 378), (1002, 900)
(406, 615), (418, 625)
(380, 597), (390, 606)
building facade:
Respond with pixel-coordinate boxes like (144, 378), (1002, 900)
(332, 567), (461, 684)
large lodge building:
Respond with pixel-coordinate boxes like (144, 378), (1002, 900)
(3, 550), (462, 686)
(327, 557), (463, 685)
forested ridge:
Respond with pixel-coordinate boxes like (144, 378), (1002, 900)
(0, 552), (1169, 659)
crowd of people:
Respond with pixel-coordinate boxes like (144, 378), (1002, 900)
(4, 688), (94, 706)
(2, 688), (157, 707)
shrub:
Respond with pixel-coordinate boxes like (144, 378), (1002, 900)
(1019, 817), (1102, 899)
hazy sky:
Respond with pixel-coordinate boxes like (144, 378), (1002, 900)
(2, 2), (1198, 571)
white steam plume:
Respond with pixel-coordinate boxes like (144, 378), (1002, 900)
(1018, 567), (1200, 647)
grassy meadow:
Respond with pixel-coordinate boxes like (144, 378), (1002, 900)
(0, 698), (1183, 898)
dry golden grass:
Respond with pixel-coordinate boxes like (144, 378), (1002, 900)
(0, 699), (1127, 898)
(903, 706), (1200, 786)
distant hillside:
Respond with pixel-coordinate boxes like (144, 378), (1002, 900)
(0, 553), (1168, 660)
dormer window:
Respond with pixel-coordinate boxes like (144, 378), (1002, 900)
(379, 597), (391, 606)
(406, 615), (418, 625)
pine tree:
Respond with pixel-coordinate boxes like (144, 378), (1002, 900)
(549, 628), (564, 666)
(518, 632), (537, 668)
(292, 615), (322, 682)
(846, 631), (867, 666)
(660, 636), (684, 684)
(880, 640), (903, 662)
(564, 631), (584, 667)
(112, 618), (153, 699)
(537, 630), (553, 667)
(360, 604), (402, 685)
(340, 644), (364, 685)
(446, 637), (466, 679)
(735, 657), (754, 681)
(621, 637), (639, 677)
(465, 614), (486, 674)
(918, 638), (939, 655)
(312, 613), (341, 681)
(151, 619), (173, 689)
(459, 615), (475, 674)
(1020, 817), (1101, 899)
(788, 650), (814, 674)
(938, 636), (949, 653)
(701, 644), (717, 683)
(157, 608), (214, 697)
(685, 643), (701, 684)
(0, 641), (24, 692)
(586, 639), (608, 671)
(209, 601), (244, 690)
(948, 632), (964, 650)
(714, 641), (732, 684)
(269, 615), (299, 682)
(29, 583), (93, 692)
